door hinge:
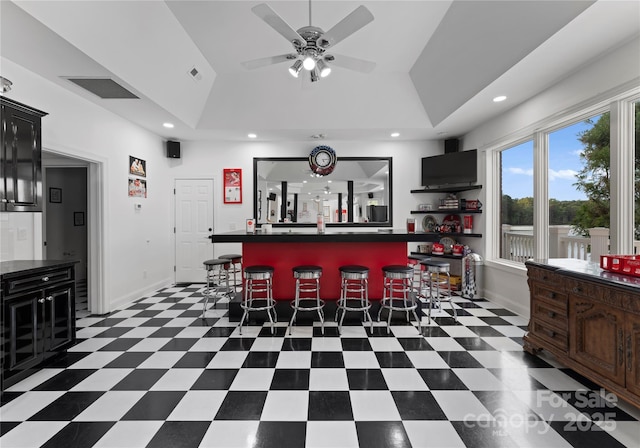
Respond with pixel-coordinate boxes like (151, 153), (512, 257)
(174, 265), (176, 272)
(173, 227), (176, 233)
(173, 188), (176, 195)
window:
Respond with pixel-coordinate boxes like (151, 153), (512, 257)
(499, 140), (534, 262)
(489, 89), (639, 266)
(548, 114), (607, 260)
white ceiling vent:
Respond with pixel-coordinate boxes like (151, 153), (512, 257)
(65, 78), (138, 99)
(188, 66), (202, 81)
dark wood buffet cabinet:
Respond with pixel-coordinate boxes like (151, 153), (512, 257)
(1, 260), (77, 391)
(524, 259), (640, 408)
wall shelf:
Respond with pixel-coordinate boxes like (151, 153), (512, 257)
(410, 251), (464, 260)
(411, 209), (482, 214)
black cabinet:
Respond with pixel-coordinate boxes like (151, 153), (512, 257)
(1, 97), (48, 212)
(1, 261), (76, 390)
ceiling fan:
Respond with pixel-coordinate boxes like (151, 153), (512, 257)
(241, 1), (376, 82)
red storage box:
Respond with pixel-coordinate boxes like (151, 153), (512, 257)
(600, 255), (640, 277)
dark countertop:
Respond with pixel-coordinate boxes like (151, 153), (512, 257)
(209, 230), (447, 243)
(526, 258), (640, 292)
(0, 260), (78, 278)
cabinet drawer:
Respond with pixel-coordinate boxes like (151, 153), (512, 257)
(531, 283), (568, 309)
(531, 319), (568, 350)
(4, 267), (73, 295)
(528, 266), (564, 286)
(532, 298), (568, 327)
(565, 278), (616, 304)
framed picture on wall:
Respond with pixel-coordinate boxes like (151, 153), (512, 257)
(49, 187), (62, 203)
(129, 156), (146, 177)
(223, 168), (242, 204)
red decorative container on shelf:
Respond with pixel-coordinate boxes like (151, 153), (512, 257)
(600, 255), (640, 277)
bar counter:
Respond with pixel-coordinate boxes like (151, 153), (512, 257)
(209, 229), (424, 300)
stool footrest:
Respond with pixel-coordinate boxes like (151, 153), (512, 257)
(289, 298), (325, 311)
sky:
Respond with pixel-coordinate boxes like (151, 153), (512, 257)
(501, 116), (601, 201)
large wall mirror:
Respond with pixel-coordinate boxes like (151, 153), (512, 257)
(254, 157), (392, 227)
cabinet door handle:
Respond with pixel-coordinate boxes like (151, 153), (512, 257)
(628, 335), (633, 372)
(619, 329), (624, 366)
(8, 199), (15, 203)
(42, 276), (50, 282)
(38, 298), (45, 304)
(546, 329), (556, 338)
(572, 287), (582, 293)
(549, 292), (556, 299)
(547, 311), (556, 318)
(46, 296), (53, 302)
(1, 199), (7, 203)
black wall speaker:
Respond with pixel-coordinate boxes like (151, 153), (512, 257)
(444, 138), (459, 154)
(167, 141), (181, 158)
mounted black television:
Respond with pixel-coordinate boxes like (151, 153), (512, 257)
(421, 149), (477, 187)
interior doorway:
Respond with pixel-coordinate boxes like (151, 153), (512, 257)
(42, 151), (104, 318)
(44, 166), (89, 317)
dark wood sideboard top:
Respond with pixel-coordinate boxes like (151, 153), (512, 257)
(525, 258), (640, 294)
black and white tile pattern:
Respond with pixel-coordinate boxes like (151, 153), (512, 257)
(1, 284), (638, 448)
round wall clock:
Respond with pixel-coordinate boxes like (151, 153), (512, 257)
(309, 145), (337, 176)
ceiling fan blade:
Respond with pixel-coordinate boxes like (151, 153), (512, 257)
(326, 54), (376, 74)
(318, 5), (374, 49)
(241, 54), (297, 70)
(251, 3), (306, 46)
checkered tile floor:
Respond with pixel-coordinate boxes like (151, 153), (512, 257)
(1, 284), (639, 448)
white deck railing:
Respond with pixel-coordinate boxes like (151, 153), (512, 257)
(500, 225), (631, 262)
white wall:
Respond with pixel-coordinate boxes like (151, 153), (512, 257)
(0, 58), (174, 311)
(168, 139), (441, 257)
(462, 37), (640, 317)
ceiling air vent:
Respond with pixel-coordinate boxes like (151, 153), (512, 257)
(66, 78), (139, 99)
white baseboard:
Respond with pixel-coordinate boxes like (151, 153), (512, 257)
(109, 277), (174, 312)
(483, 288), (530, 319)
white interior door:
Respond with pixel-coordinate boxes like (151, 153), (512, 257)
(175, 178), (214, 283)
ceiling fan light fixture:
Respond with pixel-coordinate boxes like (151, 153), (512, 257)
(310, 67), (319, 83)
(303, 54), (316, 71)
(317, 59), (331, 78)
(289, 60), (303, 77)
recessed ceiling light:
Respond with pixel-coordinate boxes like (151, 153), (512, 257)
(163, 122), (174, 128)
(493, 95), (507, 102)
(391, 132), (400, 138)
(248, 133), (257, 139)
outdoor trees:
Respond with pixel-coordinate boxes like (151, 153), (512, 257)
(573, 106), (640, 239)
